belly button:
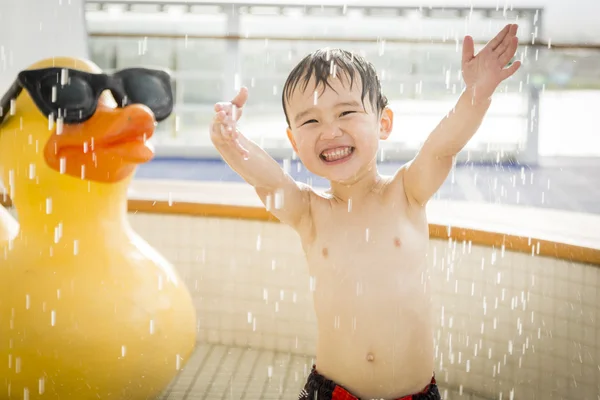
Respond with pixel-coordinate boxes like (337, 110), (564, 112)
(322, 248), (328, 258)
(394, 237), (402, 248)
(366, 353), (375, 362)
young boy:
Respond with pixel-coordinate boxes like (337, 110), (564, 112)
(211, 24), (520, 400)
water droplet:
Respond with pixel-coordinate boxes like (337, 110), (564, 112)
(378, 39), (386, 56)
(48, 113), (55, 130)
(60, 68), (69, 86)
(56, 117), (64, 135)
(54, 223), (62, 244)
(149, 320), (155, 335)
(38, 378), (45, 395)
(50, 310), (56, 326)
(121, 345), (127, 357)
(28, 164), (36, 180)
(274, 190), (283, 210)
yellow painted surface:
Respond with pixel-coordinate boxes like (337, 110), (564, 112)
(0, 57), (196, 399)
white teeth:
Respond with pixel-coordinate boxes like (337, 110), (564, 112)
(321, 147), (353, 162)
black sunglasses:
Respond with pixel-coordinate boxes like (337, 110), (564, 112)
(0, 67), (174, 125)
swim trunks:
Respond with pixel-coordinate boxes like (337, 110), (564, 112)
(298, 365), (441, 400)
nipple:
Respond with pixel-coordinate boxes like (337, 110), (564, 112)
(366, 353), (375, 362)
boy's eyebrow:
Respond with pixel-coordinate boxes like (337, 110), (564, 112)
(293, 100), (362, 124)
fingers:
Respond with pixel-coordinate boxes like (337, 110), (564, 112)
(462, 35), (475, 65)
(494, 24), (518, 52)
(212, 95), (249, 158)
(500, 60), (522, 80)
(497, 36), (519, 66)
(231, 86), (249, 109)
(488, 24), (512, 51)
(215, 87), (248, 122)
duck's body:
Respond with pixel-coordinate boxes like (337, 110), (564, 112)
(0, 228), (196, 399)
(0, 57), (197, 399)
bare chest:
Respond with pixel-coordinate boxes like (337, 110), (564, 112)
(303, 201), (429, 294)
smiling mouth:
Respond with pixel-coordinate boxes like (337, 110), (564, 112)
(320, 146), (355, 163)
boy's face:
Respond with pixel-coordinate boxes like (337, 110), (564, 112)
(285, 74), (393, 184)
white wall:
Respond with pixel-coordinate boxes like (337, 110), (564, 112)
(0, 0), (89, 94)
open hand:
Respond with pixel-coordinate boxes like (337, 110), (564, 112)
(211, 87), (249, 158)
(462, 24), (522, 103)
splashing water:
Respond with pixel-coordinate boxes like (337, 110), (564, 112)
(38, 378), (45, 395)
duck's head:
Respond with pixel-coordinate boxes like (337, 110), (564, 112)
(0, 57), (163, 209)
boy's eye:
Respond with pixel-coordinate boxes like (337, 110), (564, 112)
(302, 119), (318, 126)
(340, 111), (355, 117)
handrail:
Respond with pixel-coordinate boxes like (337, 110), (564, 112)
(87, 32), (600, 51)
(2, 195), (599, 266)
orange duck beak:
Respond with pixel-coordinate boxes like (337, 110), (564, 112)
(44, 103), (156, 183)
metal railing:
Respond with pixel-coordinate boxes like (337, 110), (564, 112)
(84, 0), (565, 164)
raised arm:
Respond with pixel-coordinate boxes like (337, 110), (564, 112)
(211, 87), (311, 228)
(403, 24), (521, 207)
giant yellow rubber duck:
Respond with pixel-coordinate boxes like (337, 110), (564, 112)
(0, 57), (197, 399)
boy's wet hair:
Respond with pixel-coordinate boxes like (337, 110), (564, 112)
(282, 48), (388, 127)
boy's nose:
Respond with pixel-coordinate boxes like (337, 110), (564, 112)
(319, 123), (343, 139)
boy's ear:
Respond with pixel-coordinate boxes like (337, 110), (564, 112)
(379, 107), (393, 140)
(286, 127), (299, 153)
